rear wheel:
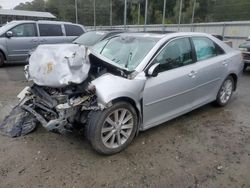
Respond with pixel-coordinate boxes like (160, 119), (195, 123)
(0, 52), (5, 67)
(215, 76), (234, 107)
(86, 101), (138, 155)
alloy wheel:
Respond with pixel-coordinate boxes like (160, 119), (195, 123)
(101, 108), (134, 149)
(219, 79), (233, 104)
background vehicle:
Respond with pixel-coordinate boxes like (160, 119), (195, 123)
(73, 30), (125, 47)
(239, 37), (250, 71)
(0, 20), (86, 66)
(1, 32), (243, 155)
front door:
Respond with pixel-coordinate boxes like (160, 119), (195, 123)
(143, 37), (198, 129)
(6, 23), (39, 62)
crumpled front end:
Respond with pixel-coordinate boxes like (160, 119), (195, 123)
(18, 83), (101, 134)
(1, 44), (144, 136)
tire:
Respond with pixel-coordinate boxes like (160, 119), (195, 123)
(86, 101), (138, 155)
(215, 76), (234, 107)
(0, 52), (5, 67)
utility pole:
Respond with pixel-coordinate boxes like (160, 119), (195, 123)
(138, 3), (140, 25)
(191, 0), (196, 24)
(75, 0), (78, 23)
(162, 0), (166, 30)
(94, 0), (96, 30)
(144, 0), (148, 31)
(178, 0), (183, 31)
(44, 0), (47, 10)
(110, 0), (112, 27)
(124, 0), (127, 30)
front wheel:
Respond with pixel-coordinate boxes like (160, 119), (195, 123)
(86, 101), (138, 155)
(215, 76), (234, 107)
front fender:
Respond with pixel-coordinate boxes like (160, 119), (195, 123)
(0, 44), (8, 60)
(91, 73), (146, 107)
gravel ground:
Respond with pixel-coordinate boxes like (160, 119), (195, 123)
(0, 64), (249, 188)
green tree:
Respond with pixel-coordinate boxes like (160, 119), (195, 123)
(13, 0), (250, 25)
(15, 0), (45, 11)
(210, 0), (250, 21)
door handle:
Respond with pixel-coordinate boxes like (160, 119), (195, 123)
(40, 39), (47, 42)
(31, 39), (38, 43)
(222, 61), (228, 66)
(188, 70), (197, 78)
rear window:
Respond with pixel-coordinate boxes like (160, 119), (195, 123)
(192, 37), (224, 61)
(39, 24), (63, 36)
(65, 24), (84, 36)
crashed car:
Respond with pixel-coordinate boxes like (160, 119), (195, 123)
(239, 37), (250, 71)
(1, 32), (243, 155)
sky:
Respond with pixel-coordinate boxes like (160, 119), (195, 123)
(0, 0), (32, 9)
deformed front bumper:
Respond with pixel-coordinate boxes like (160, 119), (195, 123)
(22, 105), (50, 129)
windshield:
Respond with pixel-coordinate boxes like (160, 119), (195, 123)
(74, 31), (106, 46)
(92, 36), (159, 71)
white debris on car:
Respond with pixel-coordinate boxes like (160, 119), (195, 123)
(28, 44), (90, 87)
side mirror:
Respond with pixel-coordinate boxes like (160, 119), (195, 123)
(6, 31), (13, 38)
(147, 63), (160, 77)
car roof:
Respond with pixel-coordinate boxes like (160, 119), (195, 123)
(117, 31), (219, 39)
(8, 20), (82, 25)
(116, 32), (170, 39)
(37, 20), (81, 25)
(87, 29), (126, 34)
(141, 30), (176, 34)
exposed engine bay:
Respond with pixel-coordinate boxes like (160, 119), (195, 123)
(18, 83), (97, 134)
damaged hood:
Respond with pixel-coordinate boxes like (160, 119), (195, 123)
(28, 44), (90, 88)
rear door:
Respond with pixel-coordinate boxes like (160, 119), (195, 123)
(6, 23), (39, 62)
(38, 23), (67, 45)
(143, 37), (198, 129)
(191, 36), (228, 106)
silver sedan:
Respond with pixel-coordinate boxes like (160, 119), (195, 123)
(87, 32), (243, 154)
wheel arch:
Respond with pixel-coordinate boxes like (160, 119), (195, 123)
(0, 49), (6, 60)
(111, 97), (143, 133)
(228, 73), (238, 91)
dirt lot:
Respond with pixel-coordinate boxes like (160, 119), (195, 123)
(0, 64), (249, 188)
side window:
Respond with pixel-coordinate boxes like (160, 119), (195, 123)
(10, 23), (37, 37)
(192, 37), (225, 61)
(64, 24), (84, 36)
(153, 37), (193, 73)
(39, 24), (63, 36)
